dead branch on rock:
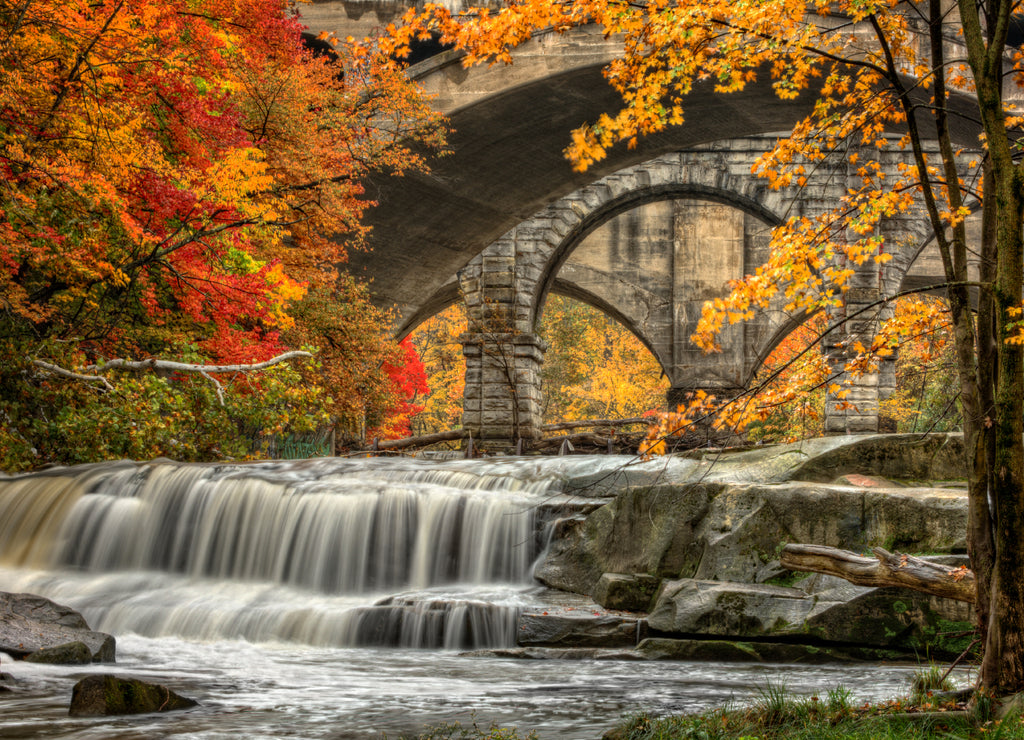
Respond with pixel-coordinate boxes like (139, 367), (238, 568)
(780, 543), (976, 603)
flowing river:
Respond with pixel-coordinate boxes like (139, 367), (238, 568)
(0, 456), (953, 738)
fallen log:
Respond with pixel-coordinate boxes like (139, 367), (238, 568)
(375, 429), (469, 450)
(540, 417), (655, 432)
(780, 544), (976, 604)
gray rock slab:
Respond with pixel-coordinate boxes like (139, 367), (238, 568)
(517, 611), (641, 648)
(648, 579), (814, 637)
(0, 592), (115, 662)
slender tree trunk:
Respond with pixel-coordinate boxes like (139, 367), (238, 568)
(971, 158), (998, 650)
(983, 164), (1024, 692)
(957, 0), (1024, 695)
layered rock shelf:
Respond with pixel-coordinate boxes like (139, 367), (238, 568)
(502, 433), (974, 663)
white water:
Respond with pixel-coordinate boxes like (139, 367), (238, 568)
(0, 457), (589, 650)
(0, 456), (961, 738)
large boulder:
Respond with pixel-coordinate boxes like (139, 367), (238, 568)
(0, 592), (115, 663)
(534, 483), (715, 594)
(693, 483), (967, 582)
(646, 578), (974, 658)
(537, 462), (967, 598)
(777, 433), (966, 483)
(69, 675), (197, 716)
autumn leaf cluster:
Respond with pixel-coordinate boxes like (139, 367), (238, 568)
(0, 0), (445, 467)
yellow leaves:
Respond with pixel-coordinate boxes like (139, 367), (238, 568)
(205, 147), (272, 207)
(1004, 305), (1024, 346)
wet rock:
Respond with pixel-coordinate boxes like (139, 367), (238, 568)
(534, 483), (714, 595)
(635, 638), (904, 663)
(592, 573), (661, 612)
(0, 592), (115, 663)
(68, 675), (197, 716)
(517, 611), (641, 648)
(25, 641), (92, 665)
(648, 580), (814, 637)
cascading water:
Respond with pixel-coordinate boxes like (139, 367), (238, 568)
(0, 456), (584, 650)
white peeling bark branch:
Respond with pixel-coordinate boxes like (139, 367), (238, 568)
(31, 351), (313, 405)
(31, 360), (115, 390)
(81, 350), (313, 374)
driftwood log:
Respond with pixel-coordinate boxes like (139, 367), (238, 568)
(780, 544), (976, 604)
(539, 417), (655, 432)
(373, 417), (655, 452)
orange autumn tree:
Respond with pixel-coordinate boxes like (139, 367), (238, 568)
(409, 304), (468, 436)
(0, 0), (445, 467)
(391, 0), (1024, 695)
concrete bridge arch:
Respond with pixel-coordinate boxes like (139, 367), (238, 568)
(454, 140), (964, 442)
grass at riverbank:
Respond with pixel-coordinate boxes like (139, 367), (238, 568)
(404, 682), (1024, 740)
(610, 684), (1024, 740)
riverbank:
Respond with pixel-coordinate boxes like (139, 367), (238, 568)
(407, 686), (1023, 740)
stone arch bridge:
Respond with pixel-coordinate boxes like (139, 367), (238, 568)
(302, 2), (990, 444)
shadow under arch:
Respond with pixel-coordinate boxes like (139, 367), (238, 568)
(397, 281), (463, 340)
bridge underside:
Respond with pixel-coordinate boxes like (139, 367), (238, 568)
(349, 62), (821, 325)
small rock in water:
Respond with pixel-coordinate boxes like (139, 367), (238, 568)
(25, 641), (92, 665)
(69, 675), (198, 716)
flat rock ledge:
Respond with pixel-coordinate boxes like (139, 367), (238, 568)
(0, 592), (115, 663)
(69, 675), (197, 716)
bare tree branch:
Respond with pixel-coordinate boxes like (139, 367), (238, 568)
(31, 351), (314, 395)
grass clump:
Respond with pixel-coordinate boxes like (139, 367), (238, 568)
(613, 682), (1024, 740)
(909, 664), (955, 702)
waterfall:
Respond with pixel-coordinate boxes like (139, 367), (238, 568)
(0, 457), (573, 650)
